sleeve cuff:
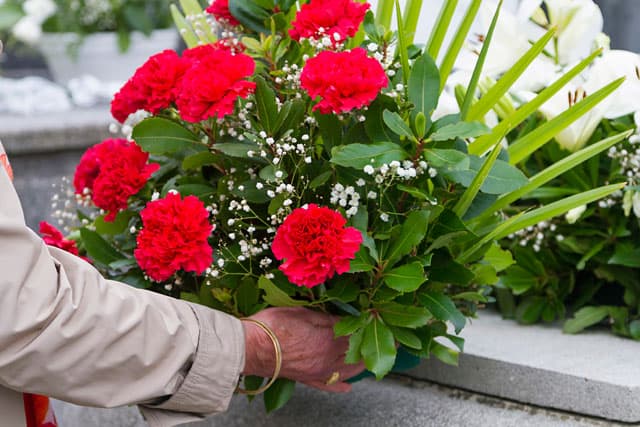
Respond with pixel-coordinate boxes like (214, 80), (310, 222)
(140, 303), (245, 426)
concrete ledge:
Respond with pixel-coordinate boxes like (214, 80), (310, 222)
(408, 311), (640, 423)
(53, 377), (620, 427)
(0, 106), (112, 154)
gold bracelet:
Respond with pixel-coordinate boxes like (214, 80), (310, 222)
(236, 318), (282, 395)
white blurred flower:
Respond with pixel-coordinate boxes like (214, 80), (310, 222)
(23, 0), (57, 23)
(633, 193), (640, 219)
(12, 16), (42, 45)
(587, 50), (640, 119)
(565, 205), (587, 224)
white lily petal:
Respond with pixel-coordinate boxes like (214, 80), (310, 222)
(587, 50), (640, 119)
(555, 1), (603, 65)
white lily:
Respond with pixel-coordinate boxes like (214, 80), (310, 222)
(518, 0), (604, 66)
(633, 192), (640, 219)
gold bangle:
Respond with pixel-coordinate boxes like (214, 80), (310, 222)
(236, 318), (282, 395)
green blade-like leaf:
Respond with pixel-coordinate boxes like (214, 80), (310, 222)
(492, 183), (626, 240)
(395, 0), (410, 84)
(452, 142), (502, 218)
(469, 48), (603, 155)
(466, 27), (556, 121)
(179, 0), (216, 43)
(361, 318), (397, 380)
(508, 78), (625, 164)
(474, 130), (632, 223)
(375, 0), (394, 28)
(439, 0), (482, 89)
(170, 5), (198, 47)
(402, 0), (423, 46)
(460, 0), (502, 120)
(418, 291), (466, 333)
(425, 0), (458, 59)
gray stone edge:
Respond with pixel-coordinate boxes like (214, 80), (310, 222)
(406, 353), (640, 423)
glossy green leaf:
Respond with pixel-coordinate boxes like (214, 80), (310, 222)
(80, 228), (123, 265)
(418, 291), (466, 333)
(500, 266), (538, 295)
(389, 326), (422, 350)
(431, 342), (459, 366)
(215, 143), (261, 158)
(383, 110), (415, 139)
(431, 121), (491, 141)
(483, 243), (514, 272)
(264, 378), (296, 413)
(383, 262), (426, 292)
(331, 142), (408, 169)
(453, 143), (502, 217)
(608, 246), (640, 268)
(424, 149), (469, 171)
(408, 53), (440, 117)
(445, 156), (529, 195)
(345, 327), (365, 364)
(361, 318), (397, 379)
(376, 302), (432, 328)
(334, 314), (370, 337)
(386, 210), (430, 262)
(255, 76), (278, 134)
(132, 118), (204, 154)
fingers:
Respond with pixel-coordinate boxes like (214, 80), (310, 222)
(303, 380), (353, 393)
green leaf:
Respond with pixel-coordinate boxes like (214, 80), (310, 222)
(629, 320), (640, 340)
(180, 292), (200, 304)
(431, 121), (490, 141)
(257, 276), (307, 307)
(608, 246), (640, 268)
(326, 279), (360, 303)
(309, 170), (333, 189)
(254, 76), (278, 134)
(563, 306), (610, 334)
(383, 262), (425, 292)
(237, 278), (260, 315)
(418, 291), (466, 333)
(467, 28), (556, 121)
(431, 341), (459, 366)
(182, 152), (219, 170)
(345, 327), (365, 364)
(349, 246), (375, 273)
(515, 296), (546, 324)
(259, 165), (288, 182)
(389, 326), (422, 350)
(508, 78), (625, 164)
(386, 210), (430, 262)
(214, 142), (260, 158)
(331, 142), (408, 170)
(171, 4), (199, 47)
(94, 211), (132, 235)
(361, 318), (397, 380)
(0, 4), (23, 30)
(452, 143), (502, 217)
(402, 0), (423, 46)
(383, 110), (415, 140)
(408, 53), (440, 117)
(445, 156), (529, 195)
(500, 266), (537, 295)
(376, 302), (432, 328)
(395, 0), (411, 84)
(80, 228), (123, 265)
(273, 99), (306, 136)
(228, 0), (271, 33)
(428, 254), (475, 285)
(132, 118), (204, 154)
(334, 314), (369, 337)
(264, 378), (296, 413)
(425, 0), (459, 59)
(424, 149), (469, 171)
(483, 244), (514, 272)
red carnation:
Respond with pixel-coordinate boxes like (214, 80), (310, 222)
(206, 0), (240, 26)
(289, 0), (369, 45)
(272, 204), (363, 288)
(73, 139), (159, 221)
(111, 50), (189, 123)
(39, 221), (81, 256)
(176, 45), (256, 123)
(135, 193), (214, 282)
(300, 48), (388, 114)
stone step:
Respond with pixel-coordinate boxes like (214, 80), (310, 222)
(409, 311), (640, 423)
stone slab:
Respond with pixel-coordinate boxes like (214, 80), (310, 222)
(53, 377), (624, 427)
(0, 106), (112, 154)
(407, 311), (640, 423)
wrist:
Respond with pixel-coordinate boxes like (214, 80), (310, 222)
(242, 318), (276, 377)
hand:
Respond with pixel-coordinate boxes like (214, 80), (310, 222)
(242, 307), (365, 392)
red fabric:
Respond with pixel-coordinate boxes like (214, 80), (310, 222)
(23, 393), (57, 426)
(135, 193), (214, 282)
(272, 204), (363, 287)
(300, 48), (388, 114)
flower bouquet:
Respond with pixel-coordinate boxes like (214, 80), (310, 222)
(52, 0), (627, 409)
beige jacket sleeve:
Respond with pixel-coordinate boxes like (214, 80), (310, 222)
(0, 146), (245, 427)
